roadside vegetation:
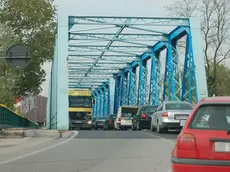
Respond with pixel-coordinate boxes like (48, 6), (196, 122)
(0, 0), (56, 108)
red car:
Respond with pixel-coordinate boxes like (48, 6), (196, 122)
(171, 97), (230, 172)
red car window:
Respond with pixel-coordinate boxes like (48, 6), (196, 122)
(188, 105), (230, 130)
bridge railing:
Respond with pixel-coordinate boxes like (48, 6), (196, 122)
(0, 104), (38, 129)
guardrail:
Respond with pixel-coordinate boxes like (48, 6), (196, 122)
(0, 104), (38, 129)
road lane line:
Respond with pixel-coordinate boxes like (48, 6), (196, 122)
(0, 131), (78, 165)
(139, 131), (175, 145)
(139, 131), (174, 172)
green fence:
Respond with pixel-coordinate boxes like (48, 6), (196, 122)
(0, 104), (38, 129)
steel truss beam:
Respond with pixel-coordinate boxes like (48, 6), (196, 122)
(68, 16), (190, 89)
(68, 55), (139, 62)
(69, 74), (114, 77)
(69, 16), (189, 27)
(68, 66), (126, 69)
(69, 70), (120, 75)
(69, 80), (107, 84)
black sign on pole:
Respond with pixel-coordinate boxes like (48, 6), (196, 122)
(5, 44), (31, 70)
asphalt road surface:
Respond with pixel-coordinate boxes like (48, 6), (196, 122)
(0, 130), (178, 172)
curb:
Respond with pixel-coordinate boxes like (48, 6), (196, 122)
(0, 129), (61, 139)
(0, 130), (25, 139)
(0, 129), (78, 139)
(59, 131), (75, 138)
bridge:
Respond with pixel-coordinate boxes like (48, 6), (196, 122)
(46, 8), (208, 130)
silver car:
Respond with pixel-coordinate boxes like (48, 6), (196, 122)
(150, 101), (193, 133)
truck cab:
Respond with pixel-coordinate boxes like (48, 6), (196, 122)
(68, 89), (93, 130)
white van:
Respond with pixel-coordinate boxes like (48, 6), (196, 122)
(114, 106), (139, 130)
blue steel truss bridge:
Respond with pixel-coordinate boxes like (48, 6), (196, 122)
(47, 13), (208, 130)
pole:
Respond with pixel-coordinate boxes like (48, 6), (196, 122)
(34, 106), (37, 123)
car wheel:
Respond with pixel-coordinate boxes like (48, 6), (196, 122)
(137, 122), (141, 130)
(131, 124), (135, 130)
(150, 123), (156, 132)
(157, 122), (163, 133)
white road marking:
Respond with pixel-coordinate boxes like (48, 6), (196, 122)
(139, 131), (175, 145)
(139, 131), (175, 172)
(0, 131), (78, 165)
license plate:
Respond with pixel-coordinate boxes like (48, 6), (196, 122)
(215, 142), (230, 152)
(180, 120), (187, 126)
(175, 115), (188, 120)
(75, 121), (82, 124)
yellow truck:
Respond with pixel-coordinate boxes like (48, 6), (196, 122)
(68, 89), (93, 130)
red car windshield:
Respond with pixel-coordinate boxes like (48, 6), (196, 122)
(188, 104), (230, 130)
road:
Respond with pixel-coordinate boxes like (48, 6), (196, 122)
(0, 130), (178, 172)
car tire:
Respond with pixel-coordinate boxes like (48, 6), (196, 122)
(150, 124), (156, 132)
(157, 122), (163, 133)
(131, 124), (136, 130)
(137, 122), (141, 131)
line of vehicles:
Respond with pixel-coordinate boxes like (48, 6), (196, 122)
(67, 88), (194, 133)
(91, 101), (193, 132)
(68, 89), (230, 171)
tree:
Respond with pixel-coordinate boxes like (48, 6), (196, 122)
(0, 23), (19, 107)
(166, 0), (230, 96)
(0, 0), (56, 97)
(212, 63), (230, 96)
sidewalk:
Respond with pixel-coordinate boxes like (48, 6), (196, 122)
(0, 138), (54, 156)
(0, 130), (75, 156)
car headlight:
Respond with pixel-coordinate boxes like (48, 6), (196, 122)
(87, 120), (92, 124)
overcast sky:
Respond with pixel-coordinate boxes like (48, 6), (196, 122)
(40, 0), (175, 97)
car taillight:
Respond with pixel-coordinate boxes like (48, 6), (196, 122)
(162, 112), (168, 117)
(141, 114), (147, 119)
(118, 117), (121, 121)
(172, 133), (197, 159)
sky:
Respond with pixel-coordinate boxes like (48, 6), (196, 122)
(40, 0), (175, 97)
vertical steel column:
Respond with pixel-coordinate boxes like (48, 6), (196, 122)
(103, 86), (107, 116)
(95, 91), (99, 117)
(138, 60), (145, 105)
(163, 39), (176, 101)
(125, 72), (129, 105)
(99, 89), (103, 116)
(143, 61), (148, 105)
(50, 37), (58, 129)
(120, 73), (125, 106)
(55, 9), (69, 130)
(171, 41), (181, 100)
(184, 17), (208, 102)
(114, 76), (119, 113)
(122, 72), (129, 105)
(107, 84), (110, 114)
(132, 68), (137, 105)
(128, 68), (133, 105)
(117, 76), (122, 107)
(92, 93), (96, 117)
(181, 34), (197, 103)
(149, 53), (160, 105)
